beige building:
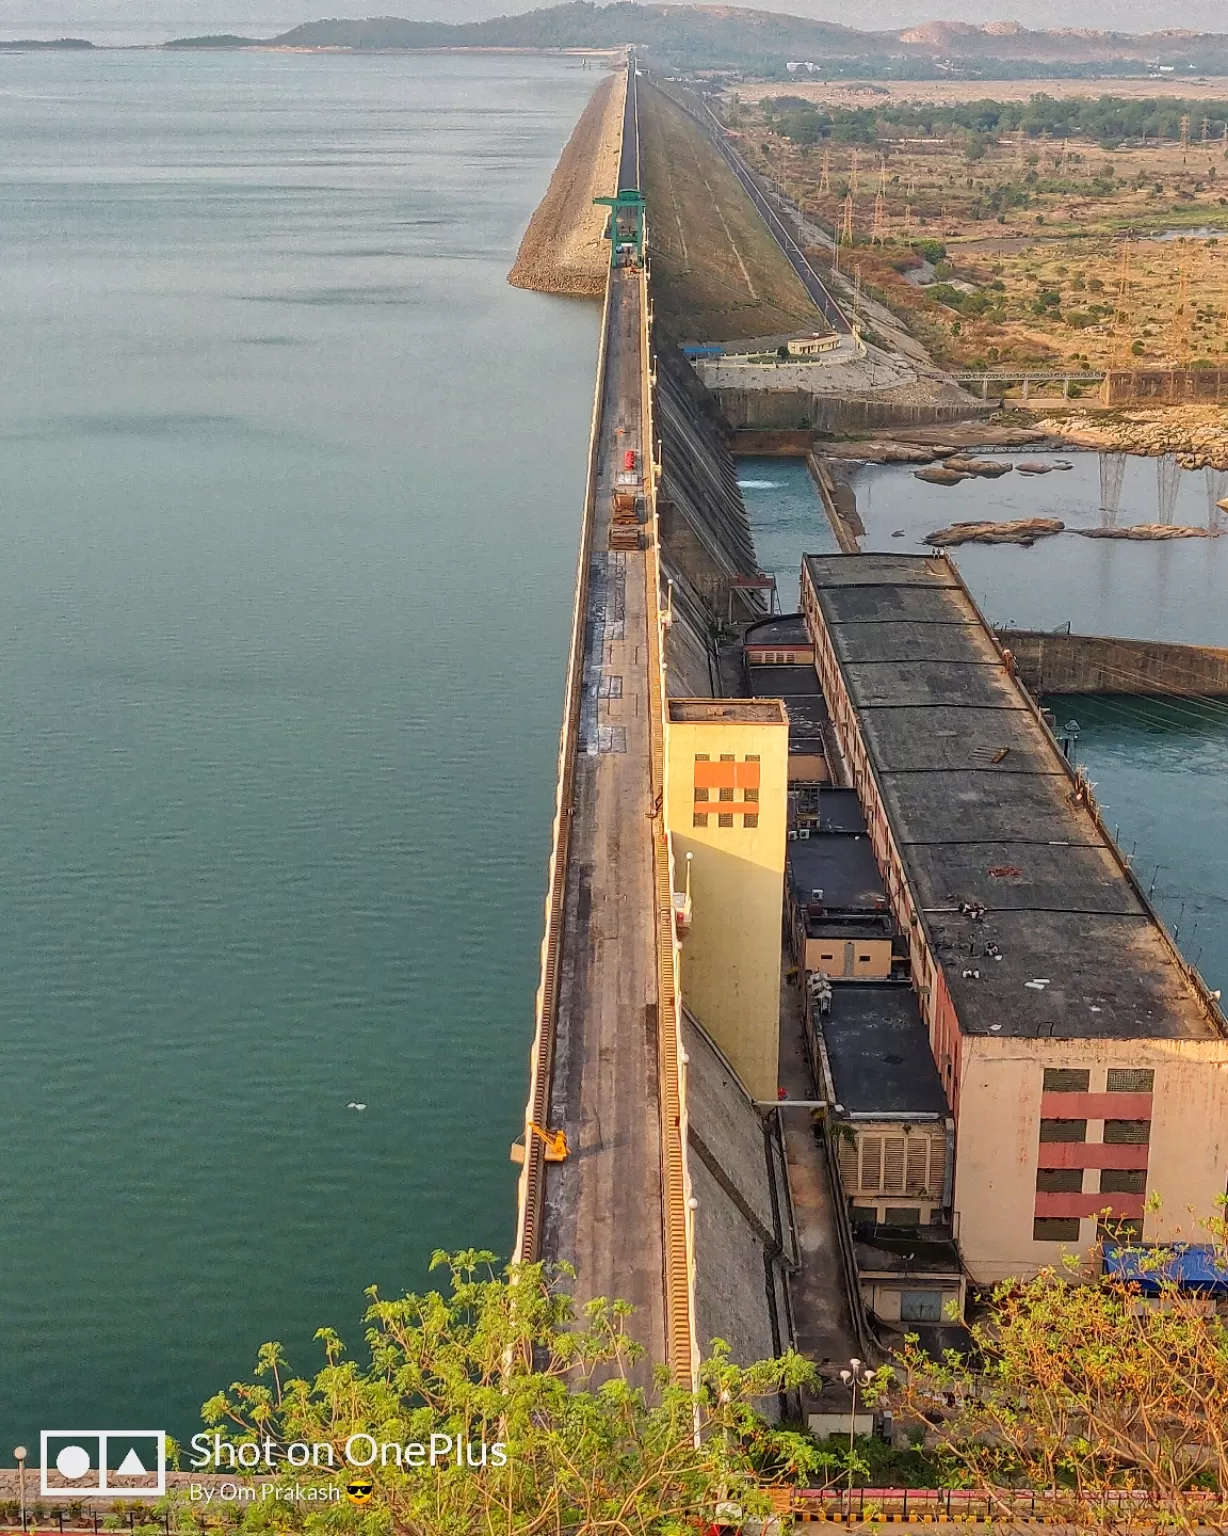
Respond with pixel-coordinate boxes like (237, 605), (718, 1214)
(665, 699), (789, 1101)
(802, 553), (1228, 1284)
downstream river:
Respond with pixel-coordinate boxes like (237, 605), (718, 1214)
(0, 49), (600, 1444)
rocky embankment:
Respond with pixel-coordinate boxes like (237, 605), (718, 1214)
(1034, 407), (1228, 470)
(508, 74), (623, 299)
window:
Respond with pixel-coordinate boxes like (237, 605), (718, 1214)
(1044, 1068), (1090, 1093)
(693, 813), (708, 828)
(719, 753), (735, 763)
(743, 813), (759, 829)
(745, 753), (760, 762)
(883, 1207), (922, 1227)
(858, 954), (872, 963)
(694, 788), (709, 802)
(900, 1290), (944, 1323)
(1034, 1217), (1081, 1242)
(744, 787), (759, 803)
(1039, 1119), (1087, 1142)
(851, 1206), (877, 1228)
(1037, 1168), (1083, 1193)
(718, 813), (733, 828)
(1104, 1119), (1150, 1144)
(694, 753), (709, 762)
(1098, 1217), (1143, 1243)
(718, 787), (734, 802)
(1107, 1068), (1154, 1093)
(1100, 1168), (1146, 1194)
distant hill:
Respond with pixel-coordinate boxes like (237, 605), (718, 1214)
(164, 2), (1228, 76)
(0, 37), (94, 48)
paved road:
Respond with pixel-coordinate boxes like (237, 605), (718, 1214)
(542, 266), (667, 1367)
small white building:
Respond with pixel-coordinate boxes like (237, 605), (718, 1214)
(787, 332), (840, 357)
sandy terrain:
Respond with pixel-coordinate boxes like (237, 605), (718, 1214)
(737, 77), (1228, 109)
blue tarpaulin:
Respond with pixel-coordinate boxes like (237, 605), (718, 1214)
(1104, 1244), (1228, 1295)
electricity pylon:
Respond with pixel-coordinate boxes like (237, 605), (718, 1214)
(1112, 244), (1133, 367)
(819, 147), (831, 194)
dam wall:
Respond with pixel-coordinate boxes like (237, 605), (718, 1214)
(711, 386), (991, 435)
(654, 339), (768, 656)
(1102, 367), (1228, 407)
(999, 628), (1228, 697)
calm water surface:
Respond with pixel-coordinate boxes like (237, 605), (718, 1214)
(0, 49), (601, 1443)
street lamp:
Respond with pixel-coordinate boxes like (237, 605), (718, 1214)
(838, 1360), (874, 1510)
(13, 1448), (27, 1531)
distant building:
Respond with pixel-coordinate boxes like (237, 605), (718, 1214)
(786, 333), (840, 358)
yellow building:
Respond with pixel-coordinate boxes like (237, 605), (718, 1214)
(664, 700), (789, 1102)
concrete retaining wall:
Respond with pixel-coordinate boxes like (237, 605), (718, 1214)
(999, 629), (1228, 696)
(710, 387), (990, 434)
(1102, 367), (1228, 406)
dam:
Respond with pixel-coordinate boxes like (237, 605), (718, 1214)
(516, 52), (1228, 1405)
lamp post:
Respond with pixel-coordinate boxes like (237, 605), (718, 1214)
(13, 1447), (27, 1531)
(838, 1360), (874, 1516)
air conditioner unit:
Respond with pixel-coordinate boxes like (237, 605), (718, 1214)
(798, 828), (810, 839)
(788, 829), (798, 841)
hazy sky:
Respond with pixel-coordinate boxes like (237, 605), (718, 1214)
(3, 0), (1226, 46)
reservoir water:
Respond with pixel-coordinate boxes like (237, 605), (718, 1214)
(740, 452), (1228, 1016)
(0, 49), (601, 1444)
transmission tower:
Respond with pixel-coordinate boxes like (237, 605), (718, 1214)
(850, 148), (860, 195)
(1014, 128), (1025, 168)
(1180, 113), (1191, 163)
(904, 202), (913, 236)
(1157, 456), (1181, 526)
(872, 190), (887, 244)
(907, 161), (917, 197)
(1112, 244), (1134, 366)
(1059, 137), (1070, 175)
(1099, 452), (1127, 526)
(878, 156), (888, 194)
(840, 191), (855, 246)
(1202, 115), (1212, 145)
(819, 147), (831, 195)
(1168, 252), (1193, 365)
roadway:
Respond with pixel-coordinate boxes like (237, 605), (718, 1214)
(542, 261), (666, 1365)
(518, 57), (669, 1368)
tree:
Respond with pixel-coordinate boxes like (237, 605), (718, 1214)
(888, 1237), (1228, 1533)
(194, 1251), (826, 1536)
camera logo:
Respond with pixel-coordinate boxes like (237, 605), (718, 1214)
(40, 1433), (167, 1499)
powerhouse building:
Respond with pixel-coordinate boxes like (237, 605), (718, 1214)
(800, 552), (1228, 1283)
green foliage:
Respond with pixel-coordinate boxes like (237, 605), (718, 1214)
(197, 1251), (824, 1535)
(767, 92), (1228, 147)
(890, 1236), (1228, 1524)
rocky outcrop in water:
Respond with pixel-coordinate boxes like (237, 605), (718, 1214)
(926, 518), (1065, 547)
(1078, 524), (1211, 540)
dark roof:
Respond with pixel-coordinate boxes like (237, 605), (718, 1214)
(748, 663), (821, 696)
(801, 553), (1221, 1042)
(820, 983), (949, 1117)
(803, 913), (895, 942)
(854, 1232), (963, 1277)
(820, 788), (866, 834)
(789, 830), (884, 912)
(744, 612), (810, 648)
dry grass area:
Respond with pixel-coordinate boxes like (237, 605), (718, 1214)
(639, 83), (825, 344)
(508, 73), (623, 298)
(739, 77), (1228, 110)
(744, 123), (1228, 370)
